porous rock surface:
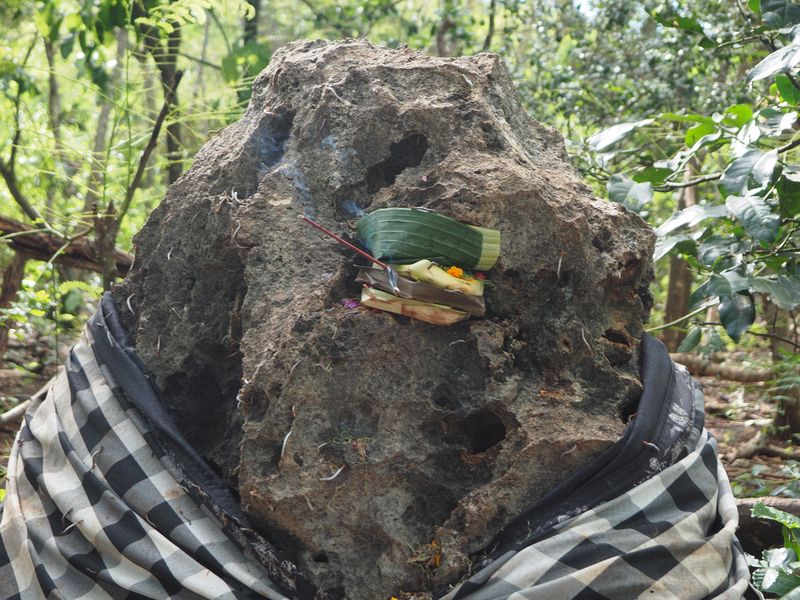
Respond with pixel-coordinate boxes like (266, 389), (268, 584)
(113, 39), (655, 599)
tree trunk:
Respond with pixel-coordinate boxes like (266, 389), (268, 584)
(244, 0), (260, 44)
(94, 203), (121, 291)
(662, 167), (697, 351)
(482, 0), (496, 51)
(0, 252), (27, 360)
(662, 254), (693, 351)
(44, 39), (65, 212)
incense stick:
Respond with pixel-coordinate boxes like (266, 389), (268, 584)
(300, 215), (389, 269)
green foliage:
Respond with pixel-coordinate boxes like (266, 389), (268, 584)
(582, 2), (800, 346)
(749, 501), (800, 597)
(0, 264), (102, 331)
(135, 0), (255, 33)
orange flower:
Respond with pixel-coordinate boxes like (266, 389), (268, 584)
(447, 266), (464, 278)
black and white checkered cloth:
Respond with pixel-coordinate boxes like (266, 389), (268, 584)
(0, 295), (317, 600)
(1, 296), (750, 599)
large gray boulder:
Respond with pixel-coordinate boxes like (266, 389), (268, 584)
(113, 39), (655, 598)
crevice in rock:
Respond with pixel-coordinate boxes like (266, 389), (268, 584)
(603, 328), (631, 346)
(365, 133), (429, 193)
(250, 110), (295, 193)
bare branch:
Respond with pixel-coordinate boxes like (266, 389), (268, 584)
(0, 160), (44, 224)
(119, 70), (185, 220)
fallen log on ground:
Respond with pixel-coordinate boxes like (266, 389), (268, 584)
(736, 496), (800, 557)
(0, 214), (132, 276)
(670, 352), (774, 382)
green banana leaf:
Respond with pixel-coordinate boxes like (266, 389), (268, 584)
(356, 208), (500, 271)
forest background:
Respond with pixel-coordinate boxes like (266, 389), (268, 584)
(1, 0), (799, 593)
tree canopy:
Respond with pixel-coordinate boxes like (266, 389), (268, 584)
(0, 0), (797, 377)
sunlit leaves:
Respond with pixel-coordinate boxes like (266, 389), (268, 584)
(720, 148), (778, 194)
(136, 0), (256, 33)
(722, 104), (753, 127)
(685, 121), (716, 146)
(652, 8), (715, 48)
(750, 502), (800, 595)
(655, 204), (728, 239)
(221, 42), (271, 83)
(726, 194), (781, 241)
(578, 0), (800, 350)
(586, 119), (653, 152)
(632, 166), (672, 186)
(653, 204), (727, 260)
(775, 74), (800, 104)
(747, 40), (800, 82)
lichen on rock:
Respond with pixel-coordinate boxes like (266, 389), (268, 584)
(113, 39), (655, 599)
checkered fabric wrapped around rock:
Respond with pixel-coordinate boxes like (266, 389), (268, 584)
(1, 295), (749, 599)
(0, 295), (310, 600)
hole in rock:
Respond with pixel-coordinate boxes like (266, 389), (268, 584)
(445, 408), (508, 454)
(432, 384), (461, 411)
(618, 386), (641, 423)
(603, 328), (631, 346)
(313, 553), (329, 563)
(366, 133), (429, 193)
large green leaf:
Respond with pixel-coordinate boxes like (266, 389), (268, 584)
(357, 208), (500, 271)
(677, 326), (703, 352)
(632, 167), (673, 185)
(719, 293), (755, 342)
(655, 204), (728, 238)
(778, 173), (800, 216)
(748, 41), (800, 82)
(654, 233), (693, 262)
(698, 236), (743, 267)
(723, 104), (754, 127)
(754, 567), (800, 596)
(720, 148), (778, 194)
(726, 194), (781, 242)
(607, 174), (652, 212)
(707, 271), (750, 297)
(777, 74), (800, 104)
(685, 121), (717, 146)
(754, 501), (800, 528)
(587, 119), (653, 152)
(750, 274), (800, 310)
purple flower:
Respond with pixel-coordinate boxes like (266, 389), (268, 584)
(340, 298), (360, 309)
